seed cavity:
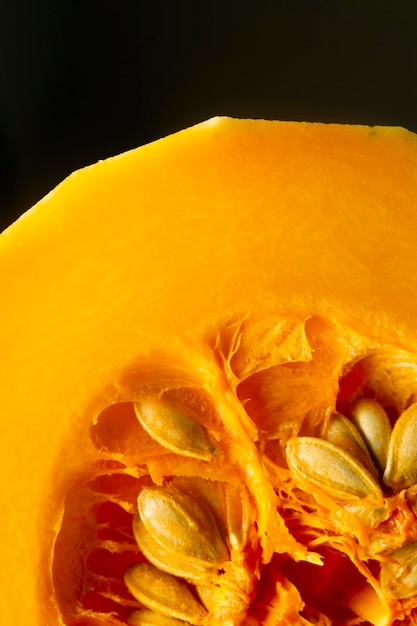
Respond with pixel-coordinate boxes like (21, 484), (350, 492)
(383, 403), (417, 490)
(134, 398), (218, 460)
(286, 436), (384, 504)
(124, 563), (207, 624)
(350, 398), (392, 474)
(380, 542), (417, 599)
(137, 485), (229, 567)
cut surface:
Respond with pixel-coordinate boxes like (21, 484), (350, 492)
(51, 314), (417, 625)
(1, 118), (417, 625)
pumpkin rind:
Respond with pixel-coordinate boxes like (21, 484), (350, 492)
(1, 117), (417, 625)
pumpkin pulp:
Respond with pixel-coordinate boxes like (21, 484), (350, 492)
(51, 317), (417, 626)
(1, 118), (417, 625)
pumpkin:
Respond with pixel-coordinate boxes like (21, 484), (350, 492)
(1, 117), (417, 626)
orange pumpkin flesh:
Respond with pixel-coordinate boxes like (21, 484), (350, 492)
(1, 117), (417, 625)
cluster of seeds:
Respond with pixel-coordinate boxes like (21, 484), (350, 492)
(286, 398), (417, 504)
(51, 317), (417, 625)
(286, 397), (417, 599)
(123, 400), (253, 625)
(122, 395), (417, 621)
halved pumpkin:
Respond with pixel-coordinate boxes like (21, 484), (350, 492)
(1, 117), (417, 625)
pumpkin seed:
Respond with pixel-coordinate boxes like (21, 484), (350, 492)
(133, 514), (210, 581)
(128, 608), (188, 625)
(383, 403), (417, 490)
(350, 398), (392, 473)
(380, 541), (417, 599)
(138, 485), (229, 567)
(134, 398), (218, 460)
(124, 563), (207, 625)
(286, 437), (384, 504)
(322, 412), (378, 477)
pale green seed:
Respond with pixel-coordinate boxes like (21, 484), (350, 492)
(350, 398), (392, 474)
(124, 563), (207, 625)
(134, 398), (218, 460)
(286, 437), (384, 504)
(132, 514), (210, 581)
(383, 403), (417, 490)
(323, 412), (378, 477)
(138, 485), (229, 566)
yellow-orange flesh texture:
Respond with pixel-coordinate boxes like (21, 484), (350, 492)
(1, 117), (417, 625)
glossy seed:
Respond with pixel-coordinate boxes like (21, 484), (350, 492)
(286, 437), (384, 504)
(138, 485), (229, 566)
(383, 403), (417, 490)
(350, 398), (392, 473)
(380, 542), (417, 599)
(124, 563), (207, 625)
(128, 608), (188, 625)
(323, 412), (378, 477)
(134, 398), (218, 460)
(132, 515), (210, 581)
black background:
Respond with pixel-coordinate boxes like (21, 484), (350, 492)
(1, 1), (417, 232)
